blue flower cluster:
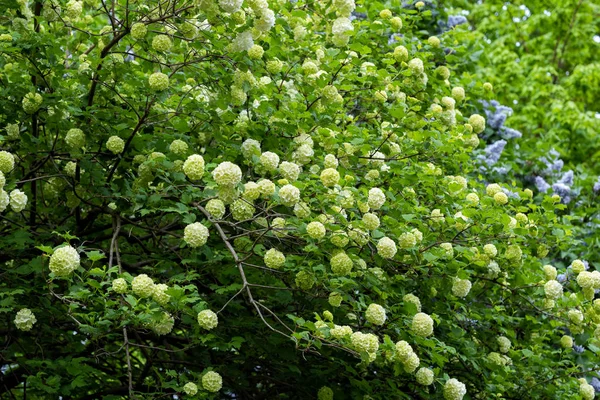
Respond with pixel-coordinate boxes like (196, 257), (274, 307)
(534, 150), (576, 203)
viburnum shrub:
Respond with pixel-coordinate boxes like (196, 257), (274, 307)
(1, 0), (598, 399)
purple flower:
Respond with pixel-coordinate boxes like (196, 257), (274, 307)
(448, 15), (468, 28)
(594, 177), (600, 193)
(558, 170), (574, 186)
(557, 273), (567, 283)
(590, 377), (600, 393)
(483, 140), (507, 166)
(535, 176), (551, 193)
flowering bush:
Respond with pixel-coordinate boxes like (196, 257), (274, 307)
(1, 1), (598, 399)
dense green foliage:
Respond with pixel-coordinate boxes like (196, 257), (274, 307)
(1, 0), (600, 399)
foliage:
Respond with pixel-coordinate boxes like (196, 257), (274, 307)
(0, 0), (599, 399)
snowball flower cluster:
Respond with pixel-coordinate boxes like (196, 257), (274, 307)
(497, 336), (511, 353)
(264, 248), (285, 269)
(330, 251), (353, 275)
(395, 340), (420, 373)
(219, 0), (243, 13)
(330, 324), (352, 338)
(580, 382), (595, 400)
(258, 179), (275, 197)
(320, 168), (340, 187)
(241, 138), (261, 159)
(65, 128), (85, 150)
(170, 139), (188, 155)
(149, 72), (169, 91)
(212, 162), (241, 187)
(560, 335), (573, 348)
(365, 303), (386, 325)
(362, 212), (380, 230)
(544, 280), (563, 299)
(351, 332), (379, 355)
(0, 190), (9, 212)
(152, 312), (174, 335)
(10, 189), (27, 212)
(183, 382), (198, 396)
(468, 114), (486, 133)
(412, 312), (434, 337)
(279, 161), (300, 182)
(14, 308), (37, 331)
(131, 274), (155, 298)
(152, 34), (172, 52)
(130, 23), (147, 39)
(368, 188), (386, 210)
(329, 292), (343, 307)
(112, 278), (128, 294)
(152, 283), (170, 305)
(0, 151), (15, 173)
(22, 92), (43, 114)
(106, 136), (125, 154)
(317, 386), (333, 400)
(182, 154), (205, 180)
(416, 368), (434, 386)
(278, 184), (300, 206)
(197, 309), (218, 330)
(571, 259), (586, 274)
(260, 151), (280, 172)
(483, 244), (497, 258)
(205, 199), (226, 219)
(231, 199), (254, 221)
(444, 378), (467, 400)
(306, 221), (326, 239)
(202, 371), (222, 392)
(452, 278), (472, 298)
(183, 222), (209, 248)
(376, 237), (397, 259)
(243, 182), (260, 201)
(49, 245), (81, 277)
(398, 232), (416, 249)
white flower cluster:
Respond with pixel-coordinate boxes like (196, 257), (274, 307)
(351, 332), (379, 359)
(320, 168), (340, 187)
(544, 280), (563, 299)
(213, 161), (242, 186)
(65, 128), (85, 150)
(330, 324), (352, 338)
(395, 340), (420, 373)
(197, 309), (218, 330)
(112, 278), (128, 294)
(497, 336), (511, 353)
(260, 151), (280, 172)
(279, 161), (300, 182)
(306, 221), (326, 239)
(10, 189), (27, 212)
(132, 274), (155, 298)
(14, 308), (37, 331)
(183, 382), (198, 396)
(368, 188), (386, 210)
(330, 251), (353, 275)
(412, 312), (434, 337)
(278, 184), (300, 206)
(241, 138), (261, 159)
(264, 249), (285, 269)
(231, 199), (255, 221)
(202, 371), (222, 392)
(443, 378), (467, 400)
(205, 199), (226, 219)
(49, 245), (81, 277)
(0, 151), (15, 173)
(106, 136), (125, 154)
(149, 72), (169, 91)
(152, 312), (174, 335)
(152, 283), (170, 305)
(376, 237), (397, 259)
(452, 278), (472, 298)
(183, 222), (209, 248)
(415, 368), (434, 385)
(365, 303), (386, 325)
